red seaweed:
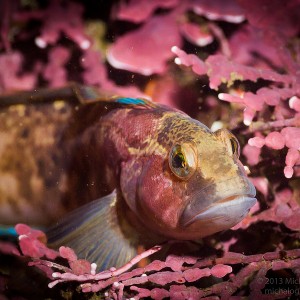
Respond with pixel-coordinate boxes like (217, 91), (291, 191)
(1, 0), (300, 299)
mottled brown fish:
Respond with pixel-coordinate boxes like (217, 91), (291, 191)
(0, 85), (256, 270)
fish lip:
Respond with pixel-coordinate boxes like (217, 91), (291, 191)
(182, 194), (257, 227)
(180, 175), (256, 228)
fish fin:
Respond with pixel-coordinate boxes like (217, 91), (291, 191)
(115, 97), (154, 107)
(90, 96), (158, 110)
(0, 84), (102, 107)
(0, 226), (18, 238)
(113, 97), (183, 114)
(47, 190), (138, 271)
(0, 83), (157, 110)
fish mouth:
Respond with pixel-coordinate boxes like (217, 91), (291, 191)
(180, 176), (256, 229)
(182, 194), (256, 227)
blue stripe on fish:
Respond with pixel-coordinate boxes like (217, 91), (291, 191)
(116, 98), (146, 105)
(0, 226), (18, 237)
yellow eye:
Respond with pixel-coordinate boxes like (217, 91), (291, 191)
(169, 143), (197, 180)
(229, 135), (240, 158)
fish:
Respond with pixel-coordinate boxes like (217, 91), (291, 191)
(0, 84), (256, 270)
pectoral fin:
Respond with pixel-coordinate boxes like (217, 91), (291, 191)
(47, 190), (138, 271)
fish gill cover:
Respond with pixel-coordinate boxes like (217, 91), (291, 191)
(0, 0), (300, 299)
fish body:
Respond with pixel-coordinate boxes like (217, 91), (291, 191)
(0, 86), (256, 269)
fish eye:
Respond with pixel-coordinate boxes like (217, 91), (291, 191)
(169, 143), (197, 180)
(229, 136), (240, 158)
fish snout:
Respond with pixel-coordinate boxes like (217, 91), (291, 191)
(180, 176), (256, 237)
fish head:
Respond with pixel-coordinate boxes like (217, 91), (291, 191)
(120, 113), (256, 240)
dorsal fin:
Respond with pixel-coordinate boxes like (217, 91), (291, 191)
(0, 226), (18, 238)
(114, 97), (156, 109)
(0, 82), (159, 112)
(0, 83), (104, 107)
(84, 96), (157, 110)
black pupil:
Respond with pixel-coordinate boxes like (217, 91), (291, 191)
(172, 152), (185, 169)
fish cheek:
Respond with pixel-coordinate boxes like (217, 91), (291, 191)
(136, 155), (185, 235)
(120, 158), (143, 215)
